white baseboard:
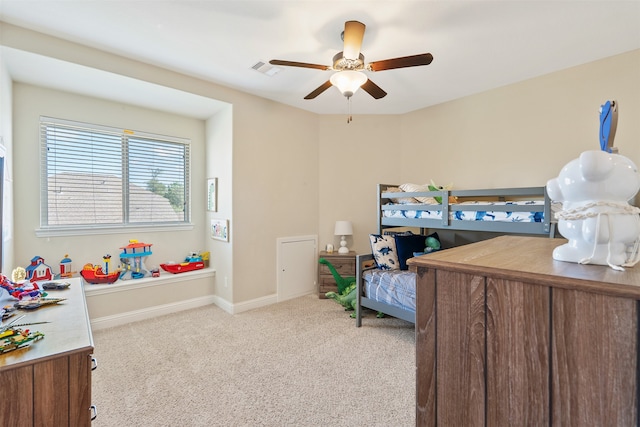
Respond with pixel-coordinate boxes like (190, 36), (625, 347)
(90, 292), (285, 330)
(228, 293), (278, 314)
(90, 295), (217, 331)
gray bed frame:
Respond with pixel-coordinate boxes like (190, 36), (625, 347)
(355, 184), (555, 327)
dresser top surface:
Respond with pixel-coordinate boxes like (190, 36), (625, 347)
(0, 278), (93, 369)
(408, 236), (640, 298)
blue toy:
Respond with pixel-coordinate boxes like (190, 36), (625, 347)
(599, 100), (618, 153)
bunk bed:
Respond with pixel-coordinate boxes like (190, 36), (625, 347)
(355, 184), (555, 327)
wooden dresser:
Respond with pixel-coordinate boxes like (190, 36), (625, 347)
(0, 278), (95, 426)
(317, 251), (356, 298)
(408, 235), (639, 426)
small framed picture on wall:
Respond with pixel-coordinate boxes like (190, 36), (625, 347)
(211, 219), (229, 242)
(207, 178), (218, 212)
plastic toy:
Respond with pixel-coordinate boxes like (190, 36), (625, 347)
(160, 251), (208, 274)
(318, 257), (355, 294)
(319, 258), (383, 318)
(59, 254), (73, 278)
(119, 240), (153, 279)
(80, 263), (120, 284)
(325, 283), (358, 313)
(25, 256), (54, 282)
(599, 100), (618, 153)
(42, 281), (71, 290)
(0, 274), (47, 300)
(0, 326), (44, 354)
(11, 267), (26, 283)
(0, 274), (62, 310)
(546, 101), (640, 270)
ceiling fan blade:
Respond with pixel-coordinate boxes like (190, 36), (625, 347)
(361, 79), (387, 99)
(304, 80), (333, 99)
(269, 59), (330, 71)
(343, 20), (366, 60)
(368, 53), (434, 72)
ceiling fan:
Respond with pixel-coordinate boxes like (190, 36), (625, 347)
(269, 20), (434, 101)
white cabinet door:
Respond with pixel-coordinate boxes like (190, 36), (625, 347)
(277, 236), (317, 302)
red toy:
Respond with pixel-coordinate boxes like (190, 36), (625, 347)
(80, 263), (120, 284)
(25, 256), (54, 282)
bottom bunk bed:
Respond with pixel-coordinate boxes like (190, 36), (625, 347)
(355, 184), (555, 327)
(356, 253), (417, 326)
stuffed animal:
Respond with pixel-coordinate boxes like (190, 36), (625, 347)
(325, 283), (357, 314)
(318, 258), (355, 294)
(319, 258), (383, 318)
(429, 180), (457, 204)
(546, 150), (640, 270)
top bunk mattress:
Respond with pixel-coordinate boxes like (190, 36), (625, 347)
(383, 200), (545, 223)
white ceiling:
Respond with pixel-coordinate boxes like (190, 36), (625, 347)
(1, 1), (639, 116)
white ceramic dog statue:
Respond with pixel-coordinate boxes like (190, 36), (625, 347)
(546, 150), (640, 270)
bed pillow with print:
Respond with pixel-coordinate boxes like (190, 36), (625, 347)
(369, 234), (399, 270)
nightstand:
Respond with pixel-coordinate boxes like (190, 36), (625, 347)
(317, 251), (356, 298)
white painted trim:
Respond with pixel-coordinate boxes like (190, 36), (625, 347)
(89, 293), (281, 329)
(84, 267), (215, 296)
(89, 294), (217, 331)
(229, 293), (278, 314)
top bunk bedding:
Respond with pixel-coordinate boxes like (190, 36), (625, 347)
(378, 183), (554, 236)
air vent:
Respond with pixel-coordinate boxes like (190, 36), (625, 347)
(251, 61), (281, 76)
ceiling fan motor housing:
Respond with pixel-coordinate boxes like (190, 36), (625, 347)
(332, 52), (365, 71)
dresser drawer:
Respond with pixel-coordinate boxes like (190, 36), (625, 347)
(317, 251), (356, 298)
(318, 259), (355, 276)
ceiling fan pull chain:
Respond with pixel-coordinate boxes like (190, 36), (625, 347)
(347, 97), (353, 123)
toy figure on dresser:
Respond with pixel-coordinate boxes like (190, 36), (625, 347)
(25, 256), (54, 282)
(0, 320), (45, 354)
(160, 251), (208, 274)
(546, 100), (640, 270)
(0, 274), (65, 310)
(119, 240), (153, 279)
(57, 254), (74, 279)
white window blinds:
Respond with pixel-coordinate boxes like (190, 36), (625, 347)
(40, 117), (190, 229)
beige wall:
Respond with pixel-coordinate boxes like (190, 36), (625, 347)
(317, 49), (640, 254)
(401, 49), (640, 190)
(2, 21), (639, 309)
(1, 23), (320, 309)
(0, 52), (14, 272)
(12, 83), (208, 271)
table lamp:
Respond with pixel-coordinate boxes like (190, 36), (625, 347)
(334, 220), (353, 254)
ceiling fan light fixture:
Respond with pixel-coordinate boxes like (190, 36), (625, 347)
(330, 70), (368, 98)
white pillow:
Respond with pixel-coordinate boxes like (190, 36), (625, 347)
(399, 183), (439, 204)
(385, 186), (418, 204)
(369, 234), (399, 270)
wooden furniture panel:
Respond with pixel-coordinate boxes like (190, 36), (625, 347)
(317, 251), (355, 297)
(410, 236), (640, 426)
(436, 270), (485, 426)
(0, 278), (94, 426)
(1, 365), (34, 427)
(415, 267), (435, 426)
(69, 352), (93, 426)
(551, 288), (637, 425)
(34, 357), (70, 426)
(486, 277), (550, 425)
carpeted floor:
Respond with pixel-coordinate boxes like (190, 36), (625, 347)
(91, 294), (415, 427)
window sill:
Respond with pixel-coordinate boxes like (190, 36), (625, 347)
(83, 267), (215, 296)
(35, 223), (194, 238)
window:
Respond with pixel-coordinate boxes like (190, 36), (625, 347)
(39, 117), (191, 234)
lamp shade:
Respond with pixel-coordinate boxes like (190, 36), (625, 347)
(334, 220), (353, 236)
(330, 71), (367, 98)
